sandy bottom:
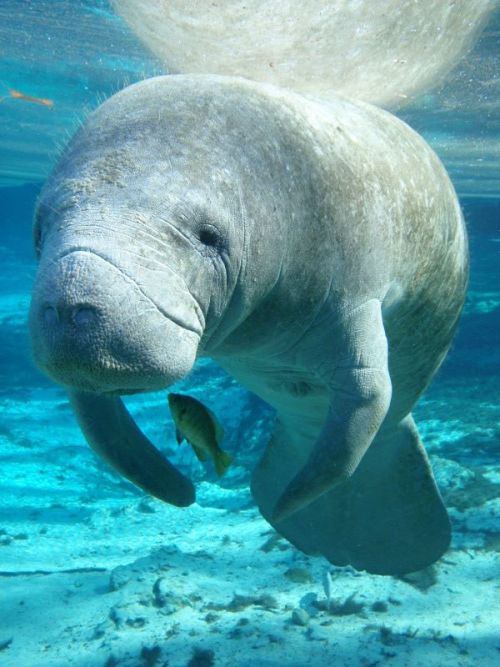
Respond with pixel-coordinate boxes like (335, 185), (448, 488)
(1, 381), (499, 667)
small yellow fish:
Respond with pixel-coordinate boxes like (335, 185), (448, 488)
(168, 393), (233, 476)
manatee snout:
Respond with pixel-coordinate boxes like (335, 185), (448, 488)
(29, 249), (200, 393)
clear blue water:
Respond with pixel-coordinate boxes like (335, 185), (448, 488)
(0, 3), (498, 667)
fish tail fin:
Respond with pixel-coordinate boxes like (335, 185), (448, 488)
(214, 450), (233, 477)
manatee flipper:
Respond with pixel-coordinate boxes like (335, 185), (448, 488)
(272, 299), (392, 521)
(253, 414), (450, 574)
(69, 390), (195, 507)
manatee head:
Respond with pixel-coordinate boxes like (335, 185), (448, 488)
(29, 77), (258, 394)
(30, 75), (319, 395)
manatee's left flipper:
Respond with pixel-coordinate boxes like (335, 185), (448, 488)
(69, 390), (195, 507)
(272, 299), (392, 521)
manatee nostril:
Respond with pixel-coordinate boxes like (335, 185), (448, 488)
(41, 304), (97, 327)
(43, 305), (59, 326)
(72, 306), (97, 327)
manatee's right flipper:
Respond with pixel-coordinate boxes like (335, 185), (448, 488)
(252, 414), (450, 574)
(69, 390), (195, 507)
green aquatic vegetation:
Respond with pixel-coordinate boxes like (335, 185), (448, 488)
(315, 592), (365, 616)
(224, 592), (279, 612)
(328, 592), (365, 616)
(204, 612), (219, 624)
(140, 645), (162, 667)
(284, 567), (313, 584)
(371, 624), (419, 646)
(443, 470), (499, 511)
(188, 647), (215, 667)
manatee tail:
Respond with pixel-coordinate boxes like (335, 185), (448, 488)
(251, 414), (450, 575)
(214, 450), (233, 477)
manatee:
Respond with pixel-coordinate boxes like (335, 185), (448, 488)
(29, 75), (468, 574)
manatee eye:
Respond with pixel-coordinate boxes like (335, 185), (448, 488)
(198, 224), (222, 248)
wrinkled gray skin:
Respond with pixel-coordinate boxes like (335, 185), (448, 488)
(30, 75), (468, 574)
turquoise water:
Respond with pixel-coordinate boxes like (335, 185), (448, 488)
(0, 3), (499, 666)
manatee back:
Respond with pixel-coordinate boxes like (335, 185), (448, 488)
(304, 95), (469, 415)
